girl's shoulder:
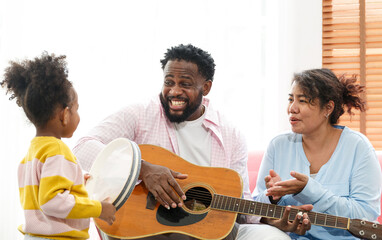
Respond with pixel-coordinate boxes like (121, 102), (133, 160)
(32, 137), (76, 162)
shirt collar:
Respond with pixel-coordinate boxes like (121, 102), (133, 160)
(202, 97), (220, 127)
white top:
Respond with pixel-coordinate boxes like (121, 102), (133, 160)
(174, 107), (211, 166)
(310, 173), (317, 179)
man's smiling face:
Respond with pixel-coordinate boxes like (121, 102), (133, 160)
(160, 59), (209, 123)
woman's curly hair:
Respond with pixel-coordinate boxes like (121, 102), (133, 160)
(292, 68), (366, 124)
(1, 52), (73, 127)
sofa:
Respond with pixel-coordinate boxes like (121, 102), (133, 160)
(247, 151), (382, 224)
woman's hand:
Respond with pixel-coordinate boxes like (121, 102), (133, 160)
(261, 204), (312, 235)
(266, 171), (309, 198)
(264, 169), (282, 202)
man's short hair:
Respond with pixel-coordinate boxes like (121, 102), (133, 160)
(160, 44), (216, 81)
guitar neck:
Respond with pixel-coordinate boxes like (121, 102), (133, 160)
(211, 194), (349, 230)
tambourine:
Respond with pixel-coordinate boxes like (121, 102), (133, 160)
(85, 138), (141, 210)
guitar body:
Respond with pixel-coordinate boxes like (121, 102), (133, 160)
(94, 144), (243, 239)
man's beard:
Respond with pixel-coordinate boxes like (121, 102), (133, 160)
(159, 91), (203, 123)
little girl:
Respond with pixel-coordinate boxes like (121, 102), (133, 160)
(1, 52), (116, 240)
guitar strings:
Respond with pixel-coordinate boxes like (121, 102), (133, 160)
(185, 189), (349, 228)
(185, 189), (212, 202)
(186, 190), (211, 197)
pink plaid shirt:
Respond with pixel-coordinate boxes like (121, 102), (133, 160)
(73, 96), (257, 222)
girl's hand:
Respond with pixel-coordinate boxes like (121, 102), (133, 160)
(99, 198), (116, 225)
(84, 173), (91, 184)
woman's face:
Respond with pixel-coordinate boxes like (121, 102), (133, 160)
(287, 82), (328, 135)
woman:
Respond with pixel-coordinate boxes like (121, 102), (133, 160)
(252, 68), (381, 239)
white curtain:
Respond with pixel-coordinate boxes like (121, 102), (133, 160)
(0, 0), (321, 239)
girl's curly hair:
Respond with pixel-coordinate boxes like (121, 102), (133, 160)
(1, 52), (73, 127)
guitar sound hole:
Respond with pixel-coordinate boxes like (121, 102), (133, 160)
(184, 187), (212, 212)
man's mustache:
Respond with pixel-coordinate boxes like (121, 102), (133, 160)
(166, 96), (189, 102)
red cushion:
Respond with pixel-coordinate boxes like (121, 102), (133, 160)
(247, 151), (382, 223)
(247, 151), (264, 192)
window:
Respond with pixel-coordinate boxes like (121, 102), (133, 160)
(323, 0), (382, 149)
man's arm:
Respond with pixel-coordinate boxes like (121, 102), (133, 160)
(73, 106), (188, 209)
(73, 106), (138, 171)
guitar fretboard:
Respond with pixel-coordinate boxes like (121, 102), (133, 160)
(211, 194), (349, 230)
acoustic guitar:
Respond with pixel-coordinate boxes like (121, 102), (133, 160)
(94, 144), (382, 240)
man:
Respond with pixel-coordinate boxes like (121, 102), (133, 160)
(73, 44), (310, 239)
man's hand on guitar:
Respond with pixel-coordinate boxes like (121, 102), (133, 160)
(261, 205), (312, 235)
(139, 160), (188, 209)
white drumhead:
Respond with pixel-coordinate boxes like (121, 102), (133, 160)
(85, 138), (141, 210)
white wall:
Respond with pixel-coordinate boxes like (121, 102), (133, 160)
(0, 0), (321, 239)
(276, 0), (323, 131)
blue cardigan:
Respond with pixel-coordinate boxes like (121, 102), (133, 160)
(253, 126), (381, 239)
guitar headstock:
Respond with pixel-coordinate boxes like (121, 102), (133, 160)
(348, 219), (382, 240)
